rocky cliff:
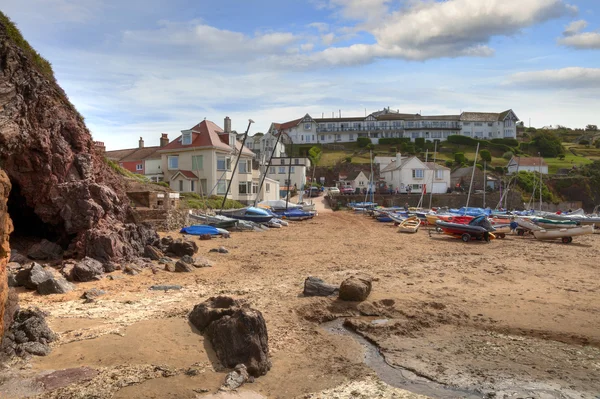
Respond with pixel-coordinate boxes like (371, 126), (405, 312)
(0, 13), (157, 261)
(0, 170), (12, 340)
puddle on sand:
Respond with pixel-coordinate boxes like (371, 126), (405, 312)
(322, 319), (482, 399)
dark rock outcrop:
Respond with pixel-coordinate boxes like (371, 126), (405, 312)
(0, 17), (158, 263)
(13, 262), (72, 294)
(27, 239), (63, 260)
(303, 276), (339, 297)
(167, 239), (198, 257)
(1, 308), (56, 357)
(1, 169), (13, 341)
(189, 296), (246, 332)
(71, 257), (103, 282)
(174, 260), (194, 273)
(207, 308), (271, 377)
(188, 296), (270, 377)
(36, 277), (73, 295)
(144, 245), (163, 260)
(339, 275), (373, 302)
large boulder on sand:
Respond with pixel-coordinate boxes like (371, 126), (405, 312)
(189, 296), (246, 332)
(188, 296), (270, 377)
(143, 245), (163, 260)
(207, 308), (271, 377)
(303, 276), (339, 297)
(72, 257), (103, 282)
(339, 275), (373, 302)
(167, 239), (198, 257)
(15, 263), (53, 289)
(1, 308), (57, 357)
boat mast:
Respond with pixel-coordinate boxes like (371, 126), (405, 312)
(254, 132), (284, 207)
(370, 149), (375, 204)
(220, 119), (254, 211)
(428, 141), (438, 210)
(465, 143), (480, 211)
(417, 149), (428, 209)
(483, 160), (486, 209)
(539, 152), (542, 212)
(285, 139), (294, 211)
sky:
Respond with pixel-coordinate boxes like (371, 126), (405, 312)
(2, 0), (599, 150)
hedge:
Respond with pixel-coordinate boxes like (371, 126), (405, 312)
(446, 135), (516, 154)
(357, 137), (372, 148)
(379, 138), (411, 145)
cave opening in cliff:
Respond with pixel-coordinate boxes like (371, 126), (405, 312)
(7, 178), (64, 244)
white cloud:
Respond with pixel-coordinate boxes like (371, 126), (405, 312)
(506, 67), (600, 89)
(558, 20), (600, 49)
(1, 0), (103, 23)
(307, 22), (329, 33)
(563, 19), (588, 35)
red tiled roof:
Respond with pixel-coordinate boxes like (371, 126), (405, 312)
(511, 157), (547, 167)
(120, 146), (161, 162)
(160, 120), (254, 156)
(278, 118), (302, 130)
(171, 170), (198, 180)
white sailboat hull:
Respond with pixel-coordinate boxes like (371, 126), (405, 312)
(533, 225), (594, 240)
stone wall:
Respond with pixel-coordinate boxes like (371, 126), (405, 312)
(0, 169), (13, 340)
(329, 191), (523, 210)
(133, 208), (189, 232)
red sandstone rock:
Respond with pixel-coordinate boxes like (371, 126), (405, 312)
(0, 169), (13, 340)
(0, 17), (157, 263)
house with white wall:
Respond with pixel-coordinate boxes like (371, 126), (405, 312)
(460, 110), (519, 139)
(105, 133), (170, 182)
(507, 156), (548, 175)
(338, 171), (373, 192)
(381, 154), (450, 194)
(158, 117), (258, 204)
(270, 108), (519, 145)
(265, 157), (311, 191)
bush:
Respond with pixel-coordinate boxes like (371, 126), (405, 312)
(494, 166), (505, 175)
(447, 135), (478, 145)
(579, 139), (590, 145)
(401, 142), (416, 154)
(357, 137), (372, 148)
(445, 160), (453, 168)
(491, 138), (519, 147)
(502, 151), (514, 160)
(480, 149), (492, 162)
(345, 156), (352, 163)
(454, 152), (466, 164)
(558, 154), (565, 160)
(476, 163), (483, 170)
(415, 137), (425, 149)
(596, 140), (600, 149)
(379, 138), (410, 145)
(389, 146), (397, 153)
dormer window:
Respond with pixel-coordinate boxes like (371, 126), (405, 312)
(182, 132), (192, 145)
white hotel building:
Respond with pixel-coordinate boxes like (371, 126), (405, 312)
(269, 108), (519, 145)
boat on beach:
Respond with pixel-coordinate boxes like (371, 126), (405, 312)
(532, 225), (594, 243)
(436, 215), (496, 242)
(398, 216), (421, 233)
(217, 206), (273, 223)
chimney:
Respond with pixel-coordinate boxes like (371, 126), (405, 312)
(139, 137), (144, 149)
(94, 141), (105, 154)
(224, 116), (231, 133)
(396, 152), (402, 165)
(160, 133), (169, 147)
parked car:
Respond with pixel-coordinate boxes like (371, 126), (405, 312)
(341, 187), (355, 195)
(305, 186), (321, 197)
(326, 187), (340, 196)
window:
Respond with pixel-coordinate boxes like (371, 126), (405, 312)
(412, 169), (424, 179)
(182, 132), (192, 145)
(239, 160), (251, 174)
(463, 122), (470, 126)
(239, 182), (251, 194)
(191, 180), (195, 192)
(392, 121), (402, 127)
(412, 184), (421, 190)
(488, 122), (493, 126)
(504, 129), (513, 137)
(252, 183), (258, 194)
(226, 158), (231, 170)
(136, 164), (143, 171)
(327, 123), (334, 129)
(411, 132), (420, 138)
(168, 156), (179, 170)
(435, 169), (443, 179)
(301, 135), (304, 141)
(474, 122), (483, 127)
(266, 183), (270, 193)
(336, 134), (341, 140)
(279, 166), (285, 174)
(319, 124), (325, 130)
(217, 180), (228, 195)
(178, 180), (183, 191)
(217, 156), (231, 171)
(290, 166), (295, 173)
(191, 155), (203, 170)
(312, 135), (315, 141)
(432, 131), (442, 138)
(380, 122), (388, 129)
(353, 123), (361, 129)
(281, 159), (285, 165)
(320, 135), (325, 141)
(349, 133), (354, 140)
(295, 158), (299, 165)
(269, 167), (275, 174)
(359, 181), (364, 186)
(304, 123), (311, 130)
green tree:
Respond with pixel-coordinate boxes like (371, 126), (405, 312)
(454, 152), (466, 164)
(480, 149), (492, 163)
(531, 131), (564, 157)
(585, 124), (598, 131)
(415, 137), (425, 150)
(357, 137), (372, 148)
(502, 151), (514, 160)
(307, 146), (323, 189)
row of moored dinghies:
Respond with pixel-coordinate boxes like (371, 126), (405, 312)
(348, 201), (598, 244)
(181, 200), (318, 236)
